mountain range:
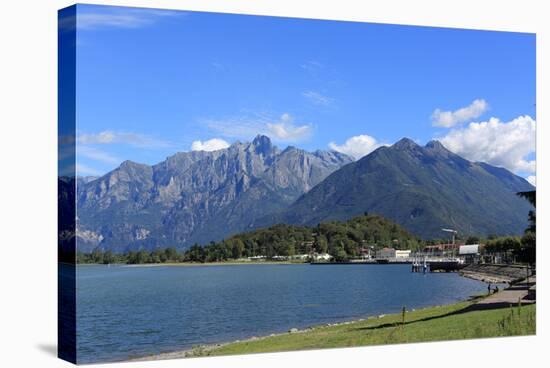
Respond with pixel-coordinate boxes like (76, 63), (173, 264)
(75, 135), (352, 252)
(254, 138), (534, 239)
(70, 135), (534, 252)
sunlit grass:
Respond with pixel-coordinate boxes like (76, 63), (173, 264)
(196, 301), (535, 357)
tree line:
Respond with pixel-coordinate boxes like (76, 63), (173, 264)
(481, 233), (535, 264)
(78, 247), (182, 264)
(78, 214), (421, 264)
(77, 190), (536, 266)
(480, 190), (536, 264)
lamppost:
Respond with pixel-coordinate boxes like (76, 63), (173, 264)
(442, 228), (458, 258)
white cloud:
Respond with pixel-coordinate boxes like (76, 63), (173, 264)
(191, 138), (230, 152)
(205, 113), (313, 143)
(73, 131), (170, 175)
(302, 91), (334, 106)
(527, 176), (536, 186)
(266, 114), (312, 141)
(280, 113), (292, 122)
(78, 145), (121, 164)
(300, 60), (323, 73)
(329, 134), (387, 160)
(76, 163), (103, 176)
(76, 8), (182, 30)
(267, 122), (312, 141)
(432, 99), (489, 128)
(78, 130), (169, 148)
(439, 115), (536, 175)
(78, 131), (127, 144)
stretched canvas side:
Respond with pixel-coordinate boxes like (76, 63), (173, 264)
(58, 4), (77, 364)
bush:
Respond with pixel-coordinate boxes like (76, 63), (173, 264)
(484, 236), (521, 254)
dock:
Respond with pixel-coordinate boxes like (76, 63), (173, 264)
(310, 257), (466, 272)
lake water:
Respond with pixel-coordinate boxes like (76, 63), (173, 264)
(75, 263), (487, 363)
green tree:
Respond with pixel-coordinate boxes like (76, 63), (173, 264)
(127, 251), (138, 264)
(164, 247), (179, 262)
(186, 244), (205, 262)
(91, 248), (104, 264)
(136, 250), (150, 264)
(334, 248), (348, 262)
(316, 234), (328, 253)
(103, 250), (114, 264)
(230, 238), (245, 259)
(517, 190), (536, 233)
(516, 190), (536, 264)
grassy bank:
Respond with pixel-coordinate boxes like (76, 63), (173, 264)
(190, 301), (535, 357)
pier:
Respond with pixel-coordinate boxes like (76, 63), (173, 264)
(411, 256), (465, 273)
(310, 256), (466, 272)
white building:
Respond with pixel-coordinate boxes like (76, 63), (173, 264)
(459, 244), (479, 255)
(248, 255), (266, 261)
(289, 254), (309, 261)
(459, 244), (480, 264)
(395, 250), (412, 258)
(313, 253), (333, 261)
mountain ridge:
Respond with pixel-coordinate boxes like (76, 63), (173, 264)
(76, 136), (353, 252)
(73, 136), (534, 252)
(253, 138), (534, 239)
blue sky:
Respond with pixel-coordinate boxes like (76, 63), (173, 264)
(70, 4), (536, 183)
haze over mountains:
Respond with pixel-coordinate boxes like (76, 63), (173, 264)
(71, 135), (534, 252)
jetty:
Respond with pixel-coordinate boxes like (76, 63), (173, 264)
(310, 256), (467, 272)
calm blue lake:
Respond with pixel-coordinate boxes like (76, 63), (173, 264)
(75, 263), (487, 363)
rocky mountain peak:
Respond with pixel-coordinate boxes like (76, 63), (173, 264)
(76, 136), (353, 251)
(119, 160), (147, 170)
(251, 134), (274, 156)
(425, 140), (448, 152)
(392, 137), (420, 151)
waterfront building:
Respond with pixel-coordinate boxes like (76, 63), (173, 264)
(459, 244), (480, 264)
(395, 250), (412, 259)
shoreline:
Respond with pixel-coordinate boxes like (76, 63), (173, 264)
(131, 295), (484, 362)
(87, 270), (535, 363)
(131, 274), (536, 362)
(77, 261), (308, 267)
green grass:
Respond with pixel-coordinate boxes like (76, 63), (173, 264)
(195, 301), (535, 357)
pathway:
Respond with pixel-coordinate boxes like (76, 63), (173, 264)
(469, 276), (536, 311)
